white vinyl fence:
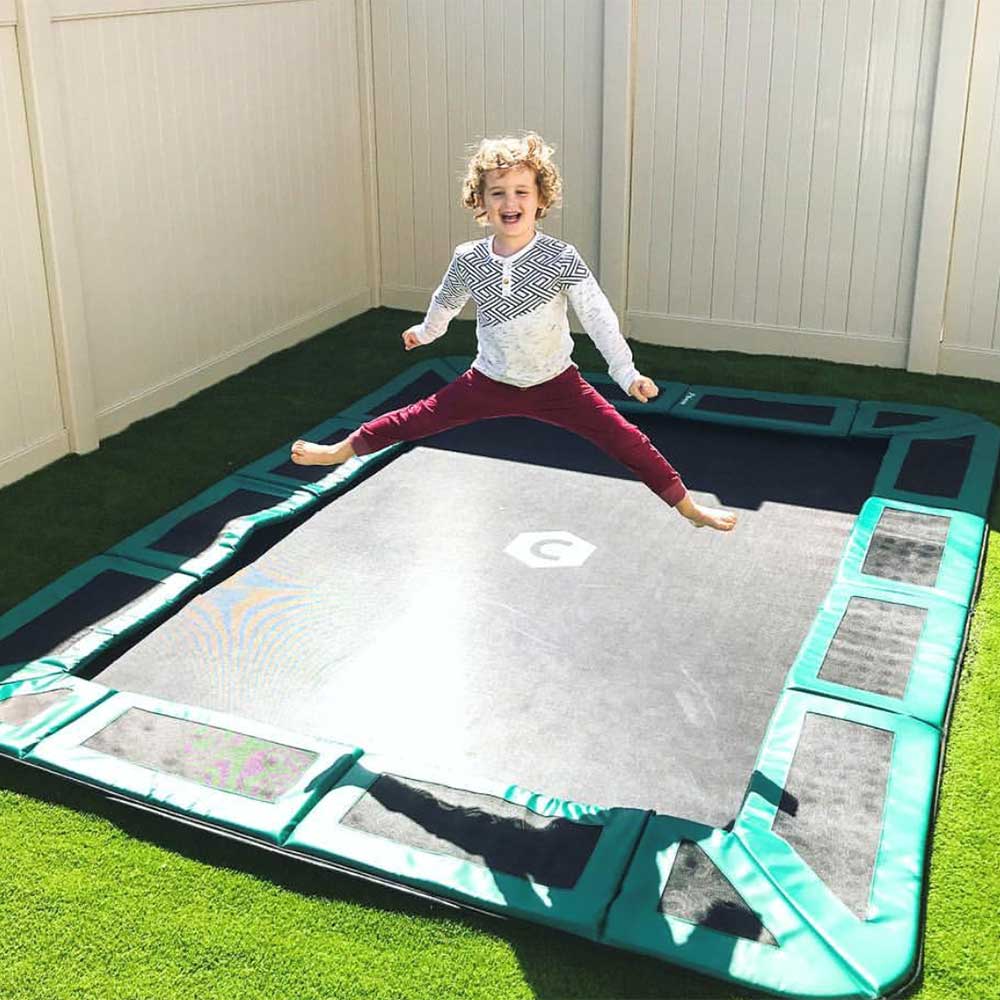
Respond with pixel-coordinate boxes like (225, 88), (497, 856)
(1, 0), (997, 489)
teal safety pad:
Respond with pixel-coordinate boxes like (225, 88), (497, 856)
(850, 400), (989, 437)
(441, 354), (475, 375)
(285, 752), (648, 939)
(870, 421), (1000, 518)
(0, 667), (112, 758)
(335, 359), (463, 422)
(670, 385), (858, 437)
(735, 690), (939, 997)
(0, 660), (64, 686)
(603, 816), (867, 998)
(0, 556), (198, 675)
(786, 583), (968, 727)
(28, 692), (361, 843)
(838, 498), (985, 607)
(580, 371), (689, 416)
(108, 476), (316, 578)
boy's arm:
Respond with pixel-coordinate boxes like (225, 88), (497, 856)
(411, 250), (472, 344)
(561, 246), (640, 394)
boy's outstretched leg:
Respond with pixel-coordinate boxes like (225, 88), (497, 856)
(290, 367), (513, 467)
(531, 368), (738, 533)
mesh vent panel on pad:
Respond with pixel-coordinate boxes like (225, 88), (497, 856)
(0, 571), (159, 666)
(861, 509), (950, 587)
(772, 713), (893, 919)
(658, 840), (778, 946)
(366, 372), (450, 417)
(268, 430), (350, 482)
(0, 688), (74, 727)
(593, 381), (631, 403)
(340, 774), (603, 889)
(149, 490), (282, 556)
(82, 708), (318, 802)
(872, 411), (936, 429)
(695, 394), (835, 425)
(895, 436), (975, 498)
(818, 598), (926, 698)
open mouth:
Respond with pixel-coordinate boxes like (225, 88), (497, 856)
(501, 213), (521, 224)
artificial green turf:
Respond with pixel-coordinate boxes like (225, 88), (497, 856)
(0, 307), (997, 999)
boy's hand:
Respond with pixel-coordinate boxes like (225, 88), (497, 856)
(628, 375), (660, 403)
(402, 327), (423, 351)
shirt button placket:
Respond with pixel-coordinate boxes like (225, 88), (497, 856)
(502, 262), (512, 296)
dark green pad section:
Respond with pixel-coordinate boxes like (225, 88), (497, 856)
(670, 385), (857, 436)
(335, 359), (462, 421)
(816, 598), (927, 699)
(873, 411), (936, 429)
(850, 400), (985, 437)
(872, 422), (1000, 517)
(580, 372), (689, 416)
(0, 666), (112, 758)
(695, 394), (835, 425)
(771, 712), (894, 919)
(148, 489), (284, 557)
(861, 508), (950, 588)
(852, 402), (999, 515)
(658, 839), (778, 947)
(441, 354), (476, 374)
(894, 435), (975, 498)
(0, 557), (197, 675)
(109, 476), (313, 577)
(286, 754), (647, 939)
(82, 707), (320, 803)
(28, 693), (361, 843)
(341, 773), (602, 889)
(365, 370), (450, 416)
(0, 570), (155, 668)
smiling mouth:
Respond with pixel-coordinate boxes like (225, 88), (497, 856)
(501, 213), (521, 224)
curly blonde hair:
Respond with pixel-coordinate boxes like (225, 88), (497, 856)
(460, 132), (563, 226)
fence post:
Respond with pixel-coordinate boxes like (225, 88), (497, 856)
(16, 0), (98, 453)
(599, 0), (636, 338)
(907, 0), (980, 375)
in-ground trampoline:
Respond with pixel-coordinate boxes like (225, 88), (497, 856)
(1, 356), (997, 999)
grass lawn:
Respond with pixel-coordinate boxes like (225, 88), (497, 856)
(1, 308), (997, 1000)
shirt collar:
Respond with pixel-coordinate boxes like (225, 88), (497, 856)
(488, 229), (539, 263)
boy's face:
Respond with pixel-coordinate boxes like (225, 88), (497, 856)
(482, 165), (541, 237)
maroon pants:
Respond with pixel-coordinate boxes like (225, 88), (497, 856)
(347, 365), (687, 505)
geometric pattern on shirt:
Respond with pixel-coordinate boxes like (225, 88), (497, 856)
(446, 232), (591, 326)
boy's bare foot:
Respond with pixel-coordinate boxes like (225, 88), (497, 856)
(675, 493), (738, 531)
(685, 505), (738, 531)
(289, 439), (355, 466)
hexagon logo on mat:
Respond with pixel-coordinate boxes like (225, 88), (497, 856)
(504, 531), (596, 569)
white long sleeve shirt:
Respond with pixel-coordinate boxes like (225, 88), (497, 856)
(411, 229), (640, 395)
